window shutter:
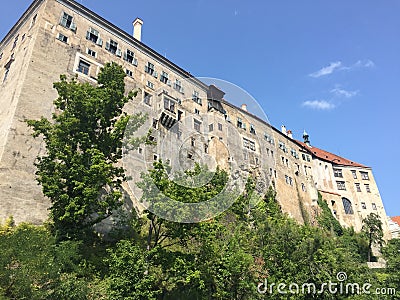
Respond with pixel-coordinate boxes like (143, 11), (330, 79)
(116, 48), (122, 57)
(145, 65), (149, 72)
(70, 22), (77, 31)
(153, 71), (158, 78)
(133, 58), (138, 66)
(96, 38), (103, 47)
(86, 31), (90, 40)
(123, 51), (128, 61)
(59, 14), (67, 27)
(105, 42), (110, 51)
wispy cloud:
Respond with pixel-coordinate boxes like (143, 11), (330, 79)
(309, 59), (375, 78)
(309, 62), (342, 78)
(302, 100), (335, 110)
(330, 88), (359, 98)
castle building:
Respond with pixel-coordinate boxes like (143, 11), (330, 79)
(0, 0), (391, 238)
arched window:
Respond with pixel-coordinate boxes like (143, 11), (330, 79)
(342, 197), (354, 214)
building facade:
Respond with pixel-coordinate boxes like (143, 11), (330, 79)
(0, 0), (391, 238)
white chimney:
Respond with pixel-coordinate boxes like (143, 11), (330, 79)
(241, 104), (247, 111)
(287, 130), (293, 139)
(281, 125), (287, 135)
(133, 18), (143, 42)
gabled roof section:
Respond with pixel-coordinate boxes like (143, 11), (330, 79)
(294, 140), (367, 168)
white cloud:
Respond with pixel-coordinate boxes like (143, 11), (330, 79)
(353, 59), (375, 68)
(309, 59), (375, 78)
(302, 100), (335, 110)
(330, 88), (359, 98)
(309, 61), (342, 78)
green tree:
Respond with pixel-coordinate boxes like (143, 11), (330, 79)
(27, 62), (137, 240)
(362, 213), (384, 262)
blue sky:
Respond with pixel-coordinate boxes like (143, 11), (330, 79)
(1, 0), (400, 216)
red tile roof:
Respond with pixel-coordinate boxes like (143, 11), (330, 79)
(295, 141), (367, 168)
(391, 216), (400, 226)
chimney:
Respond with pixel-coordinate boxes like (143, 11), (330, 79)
(133, 18), (143, 41)
(287, 130), (293, 139)
(241, 104), (247, 111)
(281, 125), (287, 135)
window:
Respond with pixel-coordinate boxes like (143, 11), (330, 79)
(146, 81), (154, 89)
(372, 203), (377, 210)
(250, 124), (256, 134)
(0, 53), (2, 60)
(194, 119), (201, 131)
(86, 27), (102, 45)
(163, 97), (175, 113)
(271, 150), (274, 157)
(126, 69), (133, 77)
(243, 137), (256, 151)
(194, 108), (200, 115)
(218, 123), (222, 131)
(290, 148), (299, 159)
(12, 34), (19, 50)
(301, 183), (306, 192)
(77, 60), (90, 75)
(365, 184), (371, 193)
(177, 110), (183, 121)
(87, 48), (96, 57)
(204, 144), (209, 153)
(342, 198), (354, 214)
(192, 91), (202, 105)
(237, 117), (246, 130)
(209, 123), (214, 132)
(337, 181), (346, 191)
(145, 62), (155, 76)
(21, 34), (25, 41)
(57, 33), (68, 43)
(191, 137), (195, 147)
(285, 175), (292, 186)
(174, 79), (184, 93)
(30, 14), (37, 28)
(153, 154), (158, 161)
(355, 183), (361, 192)
(124, 49), (137, 66)
(60, 12), (76, 31)
(152, 119), (158, 129)
(361, 202), (366, 209)
(278, 141), (287, 152)
(264, 133), (274, 144)
(360, 171), (369, 180)
(351, 170), (357, 179)
(106, 39), (120, 56)
(3, 65), (10, 83)
(143, 92), (152, 105)
(160, 71), (169, 84)
(177, 130), (182, 139)
(333, 168), (343, 178)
